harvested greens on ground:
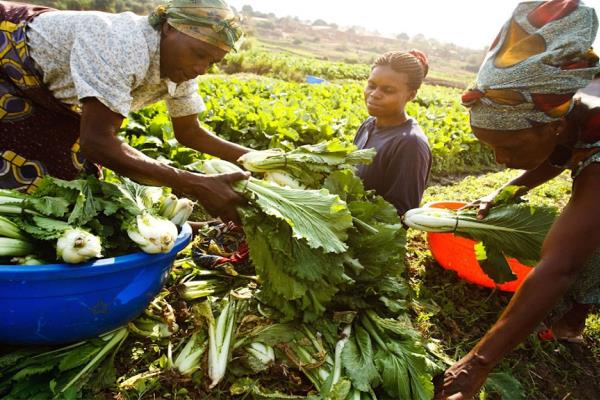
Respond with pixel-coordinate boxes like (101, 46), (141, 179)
(0, 175), (194, 265)
(0, 142), (446, 399)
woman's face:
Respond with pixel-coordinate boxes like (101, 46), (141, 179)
(472, 123), (563, 170)
(364, 65), (416, 118)
(160, 23), (228, 83)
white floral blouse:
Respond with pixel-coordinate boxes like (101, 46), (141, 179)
(26, 10), (204, 118)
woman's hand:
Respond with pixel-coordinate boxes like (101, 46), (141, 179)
(434, 352), (493, 400)
(460, 191), (499, 220)
(185, 171), (250, 224)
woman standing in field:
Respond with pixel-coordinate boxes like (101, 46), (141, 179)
(353, 50), (432, 215)
(0, 0), (249, 223)
(436, 0), (600, 398)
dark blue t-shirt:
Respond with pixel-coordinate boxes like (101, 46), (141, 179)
(353, 117), (432, 215)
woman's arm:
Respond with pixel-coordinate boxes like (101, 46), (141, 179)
(505, 159), (565, 190)
(437, 163), (600, 399)
(172, 114), (251, 163)
(474, 160), (565, 217)
(79, 98), (248, 223)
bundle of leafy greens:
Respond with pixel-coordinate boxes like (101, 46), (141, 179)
(403, 186), (557, 283)
(238, 139), (375, 189)
(0, 175), (193, 264)
(193, 158), (356, 321)
(194, 143), (409, 322)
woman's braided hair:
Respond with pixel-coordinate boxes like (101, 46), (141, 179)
(372, 50), (429, 91)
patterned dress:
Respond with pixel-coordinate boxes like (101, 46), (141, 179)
(0, 2), (76, 192)
(0, 3), (205, 192)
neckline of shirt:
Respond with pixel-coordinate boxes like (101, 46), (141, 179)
(369, 117), (413, 134)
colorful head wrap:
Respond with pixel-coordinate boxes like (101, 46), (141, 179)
(149, 0), (243, 52)
(462, 0), (600, 130)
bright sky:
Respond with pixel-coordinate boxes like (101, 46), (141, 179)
(227, 0), (600, 50)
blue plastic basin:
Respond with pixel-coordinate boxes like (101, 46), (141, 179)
(0, 223), (192, 345)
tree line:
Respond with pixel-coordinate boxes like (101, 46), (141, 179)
(30, 0), (159, 14)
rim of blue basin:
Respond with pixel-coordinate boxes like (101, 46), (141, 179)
(0, 223), (192, 279)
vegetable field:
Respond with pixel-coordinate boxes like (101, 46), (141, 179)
(122, 75), (495, 177)
(1, 53), (599, 400)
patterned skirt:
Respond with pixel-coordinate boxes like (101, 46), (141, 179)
(0, 2), (85, 193)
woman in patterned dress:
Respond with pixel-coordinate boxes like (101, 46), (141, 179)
(0, 0), (249, 223)
(436, 0), (600, 398)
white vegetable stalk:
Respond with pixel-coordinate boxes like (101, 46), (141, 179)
(174, 332), (207, 375)
(0, 215), (26, 240)
(208, 298), (239, 389)
(237, 148), (286, 172)
(158, 194), (178, 219)
(56, 228), (102, 264)
(0, 195), (39, 215)
(0, 237), (34, 257)
(158, 195), (194, 226)
(403, 207), (494, 233)
(127, 317), (174, 339)
(263, 171), (305, 189)
(127, 213), (178, 254)
(141, 186), (165, 209)
(168, 198), (195, 226)
(201, 158), (245, 176)
(332, 325), (352, 385)
(246, 342), (275, 365)
(11, 255), (45, 265)
(179, 279), (222, 301)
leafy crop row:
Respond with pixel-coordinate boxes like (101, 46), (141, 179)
(122, 75), (493, 177)
(220, 50), (371, 82)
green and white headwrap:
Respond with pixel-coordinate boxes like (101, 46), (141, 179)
(462, 0), (600, 130)
(149, 0), (243, 52)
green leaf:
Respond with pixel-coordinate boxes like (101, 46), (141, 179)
(27, 196), (71, 217)
(248, 179), (353, 254)
(475, 242), (518, 283)
(68, 181), (100, 226)
(493, 185), (527, 206)
(10, 363), (56, 381)
(456, 204), (556, 264)
(342, 325), (381, 391)
(0, 349), (44, 373)
(484, 372), (525, 400)
(375, 348), (411, 400)
(243, 210), (346, 321)
(327, 378), (352, 400)
(58, 344), (100, 372)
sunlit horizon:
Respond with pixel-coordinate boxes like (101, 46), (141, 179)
(228, 0), (600, 51)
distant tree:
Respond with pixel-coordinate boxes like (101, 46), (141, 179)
(312, 19), (328, 26)
(413, 33), (426, 42)
(241, 5), (254, 16)
(396, 32), (409, 41)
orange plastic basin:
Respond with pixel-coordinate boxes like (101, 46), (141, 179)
(425, 201), (532, 292)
